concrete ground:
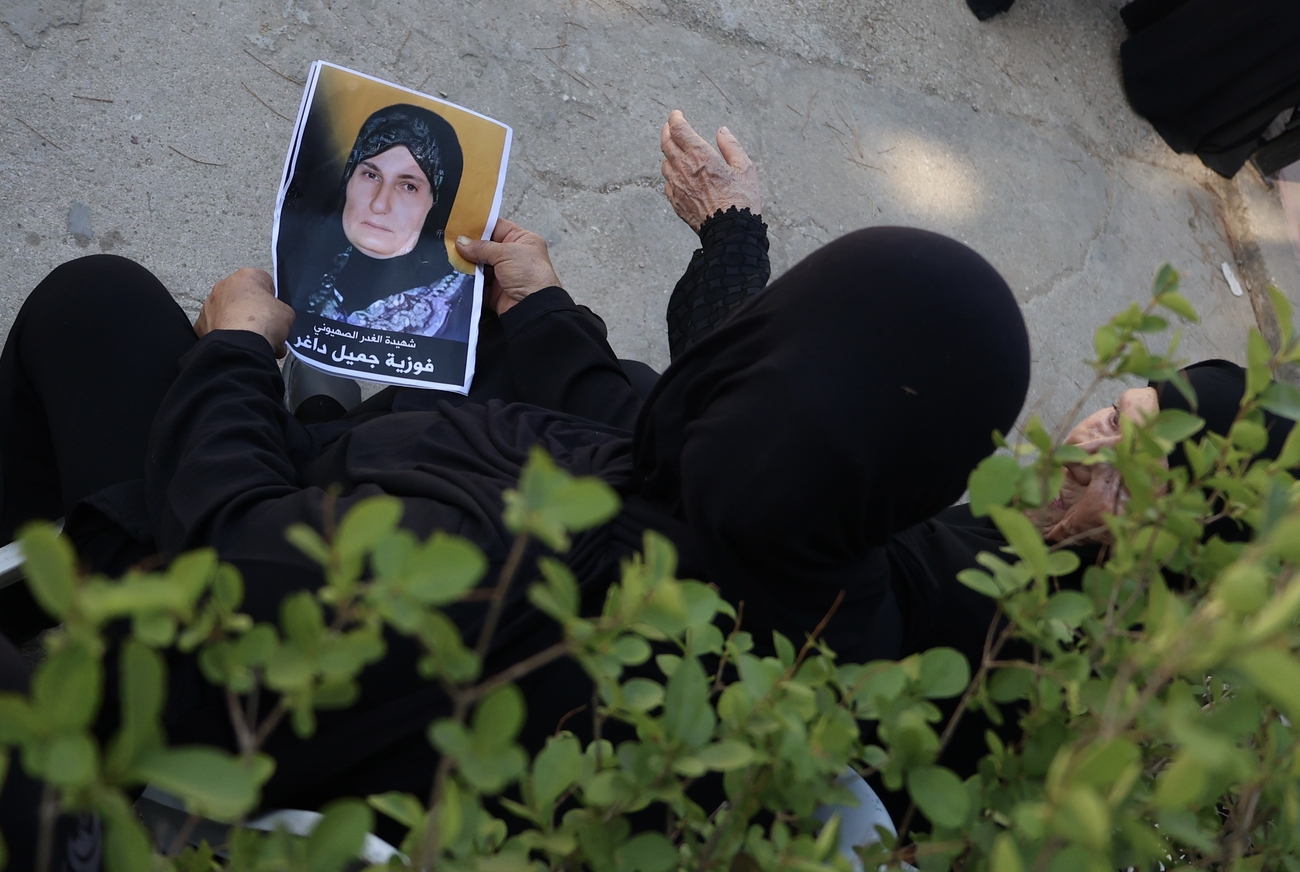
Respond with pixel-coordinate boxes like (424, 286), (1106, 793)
(1, 0), (1298, 432)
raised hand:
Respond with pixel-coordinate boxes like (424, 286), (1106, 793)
(660, 109), (762, 232)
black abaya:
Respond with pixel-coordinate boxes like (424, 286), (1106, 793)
(1120, 0), (1300, 177)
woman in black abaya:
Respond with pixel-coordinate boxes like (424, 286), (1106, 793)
(0, 113), (1033, 832)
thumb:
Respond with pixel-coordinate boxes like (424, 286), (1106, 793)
(716, 126), (751, 169)
(456, 235), (506, 265)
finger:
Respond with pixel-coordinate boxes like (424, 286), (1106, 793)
(660, 120), (686, 161)
(456, 235), (507, 265)
(716, 126), (752, 170)
(668, 110), (712, 153)
(490, 217), (523, 243)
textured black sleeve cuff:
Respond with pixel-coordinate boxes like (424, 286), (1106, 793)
(666, 207), (771, 361)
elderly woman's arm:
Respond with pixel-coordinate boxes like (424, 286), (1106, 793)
(659, 111), (770, 360)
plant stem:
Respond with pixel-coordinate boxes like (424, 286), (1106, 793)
(417, 532), (532, 870)
(790, 589), (845, 674)
(475, 533), (530, 660)
(36, 783), (57, 872)
(465, 640), (572, 703)
(225, 687), (257, 758)
(167, 812), (201, 856)
(252, 700), (289, 749)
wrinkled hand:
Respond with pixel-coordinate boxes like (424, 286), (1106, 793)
(456, 219), (561, 316)
(660, 109), (761, 232)
(195, 268), (295, 358)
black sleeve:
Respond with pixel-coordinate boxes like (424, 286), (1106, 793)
(666, 207), (771, 361)
(496, 286), (642, 430)
(143, 330), (406, 604)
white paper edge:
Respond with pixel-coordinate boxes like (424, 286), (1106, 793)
(271, 61), (515, 395)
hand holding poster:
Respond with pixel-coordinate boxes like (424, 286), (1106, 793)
(273, 61), (512, 392)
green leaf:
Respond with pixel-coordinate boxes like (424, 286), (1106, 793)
(907, 765), (970, 828)
(1152, 751), (1207, 809)
(503, 447), (620, 551)
(1157, 290), (1199, 323)
(18, 523), (77, 621)
(366, 791), (424, 829)
(96, 793), (155, 872)
(336, 496), (404, 561)
(1271, 284), (1295, 347)
(917, 648), (970, 699)
(772, 632), (796, 668)
(956, 569), (1002, 599)
(1151, 263), (1179, 298)
(663, 655), (716, 749)
(473, 684), (526, 748)
(1093, 326), (1120, 362)
(1150, 408), (1205, 445)
(403, 532), (487, 605)
(1275, 422), (1300, 470)
(107, 641), (165, 776)
(1045, 550), (1080, 578)
(987, 506), (1050, 583)
(1260, 382), (1300, 421)
(532, 558), (579, 618)
(132, 747), (260, 821)
(615, 832), (678, 872)
(967, 455), (1021, 518)
(212, 564), (244, 611)
(306, 798), (374, 872)
(33, 644), (102, 731)
(1232, 648), (1300, 722)
(281, 591), (326, 650)
(285, 523), (331, 565)
(532, 733), (582, 810)
(621, 678), (665, 712)
(989, 832), (1024, 872)
(612, 635), (652, 666)
(1042, 591), (1093, 628)
(42, 733), (98, 786)
(695, 740), (756, 771)
(1229, 418), (1269, 453)
(1246, 329), (1273, 401)
(1023, 416), (1053, 453)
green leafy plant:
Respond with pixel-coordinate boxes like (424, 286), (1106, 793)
(4, 267), (1300, 872)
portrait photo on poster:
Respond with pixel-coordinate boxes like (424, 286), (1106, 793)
(273, 61), (512, 392)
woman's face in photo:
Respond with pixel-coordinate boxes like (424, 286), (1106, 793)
(342, 145), (435, 259)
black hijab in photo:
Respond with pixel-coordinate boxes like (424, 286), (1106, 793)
(627, 227), (1031, 662)
(298, 103), (473, 341)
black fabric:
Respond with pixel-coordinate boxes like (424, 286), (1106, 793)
(965, 0), (1015, 21)
(633, 227), (1032, 664)
(667, 207), (770, 360)
(1120, 0), (1193, 33)
(2, 226), (1034, 815)
(1120, 0), (1300, 177)
(0, 255), (195, 642)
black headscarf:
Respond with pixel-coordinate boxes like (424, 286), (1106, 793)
(1154, 359), (1296, 469)
(629, 227), (1031, 657)
(340, 104), (464, 236)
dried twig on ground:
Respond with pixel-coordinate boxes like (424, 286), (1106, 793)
(168, 144), (226, 167)
(242, 82), (293, 122)
(243, 49), (304, 85)
(14, 117), (62, 150)
(699, 69), (732, 106)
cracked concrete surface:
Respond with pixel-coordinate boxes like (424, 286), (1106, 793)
(1, 0), (1298, 431)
